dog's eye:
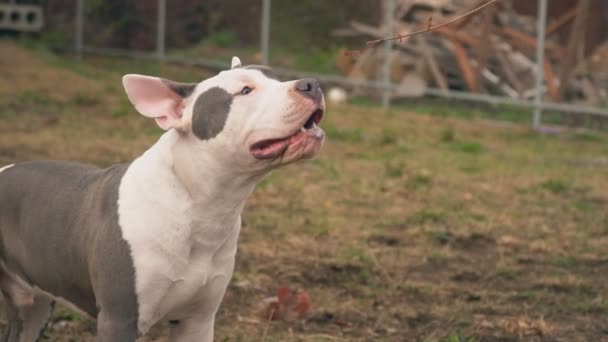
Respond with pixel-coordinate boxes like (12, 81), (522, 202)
(240, 86), (253, 95)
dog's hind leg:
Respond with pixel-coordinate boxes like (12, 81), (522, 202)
(0, 268), (54, 342)
(1, 289), (22, 342)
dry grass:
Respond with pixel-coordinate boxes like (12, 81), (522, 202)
(1, 40), (608, 341)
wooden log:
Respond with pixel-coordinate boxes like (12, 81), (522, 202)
(395, 0), (414, 20)
(546, 6), (577, 36)
(349, 21), (385, 39)
(494, 45), (524, 95)
(579, 77), (600, 105)
(543, 60), (559, 100)
(331, 28), (363, 38)
(481, 67), (519, 98)
(474, 7), (493, 93)
(556, 0), (590, 100)
(435, 25), (479, 47)
(347, 48), (378, 84)
(501, 27), (563, 57)
(417, 34), (448, 91)
(449, 37), (478, 91)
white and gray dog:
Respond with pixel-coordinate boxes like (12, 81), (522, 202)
(0, 57), (325, 341)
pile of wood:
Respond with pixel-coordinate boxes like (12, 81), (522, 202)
(334, 0), (608, 107)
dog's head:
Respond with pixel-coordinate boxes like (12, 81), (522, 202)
(122, 57), (325, 171)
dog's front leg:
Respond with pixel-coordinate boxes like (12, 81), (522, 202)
(168, 315), (215, 342)
(96, 310), (139, 342)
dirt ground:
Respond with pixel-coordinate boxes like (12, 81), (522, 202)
(1, 40), (608, 341)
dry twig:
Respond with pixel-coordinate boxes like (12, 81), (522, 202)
(345, 0), (501, 56)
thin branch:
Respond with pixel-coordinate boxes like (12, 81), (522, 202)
(344, 0), (501, 56)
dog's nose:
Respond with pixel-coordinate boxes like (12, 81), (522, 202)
(295, 78), (322, 102)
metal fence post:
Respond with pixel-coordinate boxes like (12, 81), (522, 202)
(156, 0), (166, 61)
(75, 0), (84, 61)
(382, 0), (395, 109)
(533, 0), (548, 129)
(260, 0), (271, 66)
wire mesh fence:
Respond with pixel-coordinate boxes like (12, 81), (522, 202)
(30, 0), (608, 127)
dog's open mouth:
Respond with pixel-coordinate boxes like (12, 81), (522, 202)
(250, 109), (324, 160)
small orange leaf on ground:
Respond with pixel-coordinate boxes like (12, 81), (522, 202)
(261, 287), (312, 321)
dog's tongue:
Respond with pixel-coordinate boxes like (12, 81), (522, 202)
(251, 131), (309, 159)
(251, 137), (291, 159)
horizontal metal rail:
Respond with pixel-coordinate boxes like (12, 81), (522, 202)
(74, 45), (608, 118)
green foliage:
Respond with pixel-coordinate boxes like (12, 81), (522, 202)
(552, 255), (577, 267)
(69, 92), (101, 106)
(495, 266), (518, 280)
(440, 128), (456, 142)
(426, 230), (451, 244)
(409, 210), (446, 225)
(384, 160), (404, 178)
(15, 90), (52, 107)
(459, 163), (482, 174)
(452, 141), (483, 154)
(112, 99), (132, 118)
(206, 30), (238, 48)
(540, 179), (569, 194)
(409, 173), (432, 188)
(323, 123), (364, 142)
(571, 132), (606, 143)
(292, 46), (340, 74)
(52, 307), (83, 322)
(379, 128), (398, 145)
(341, 245), (375, 266)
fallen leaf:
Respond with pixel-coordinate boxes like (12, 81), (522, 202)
(261, 287), (312, 321)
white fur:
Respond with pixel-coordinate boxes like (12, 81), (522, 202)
(117, 62), (325, 340)
(0, 164), (14, 173)
(118, 131), (257, 334)
(231, 56), (242, 69)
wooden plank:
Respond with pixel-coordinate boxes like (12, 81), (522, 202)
(494, 41), (558, 100)
(395, 0), (414, 20)
(543, 60), (559, 100)
(417, 34), (448, 91)
(449, 37), (477, 91)
(546, 6), (577, 37)
(501, 27), (563, 57)
(347, 48), (377, 83)
(435, 25), (479, 47)
(474, 7), (493, 92)
(494, 45), (524, 95)
(556, 0), (590, 100)
(453, 0), (496, 30)
(350, 21), (385, 39)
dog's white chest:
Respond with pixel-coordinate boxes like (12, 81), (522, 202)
(156, 238), (237, 319)
(117, 144), (246, 334)
(120, 203), (241, 333)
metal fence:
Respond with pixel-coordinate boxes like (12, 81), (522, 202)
(68, 0), (608, 126)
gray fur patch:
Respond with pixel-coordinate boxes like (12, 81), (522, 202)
(162, 79), (197, 98)
(244, 65), (279, 80)
(191, 87), (233, 140)
(0, 161), (139, 337)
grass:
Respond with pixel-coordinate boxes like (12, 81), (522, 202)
(1, 40), (608, 341)
(540, 179), (569, 194)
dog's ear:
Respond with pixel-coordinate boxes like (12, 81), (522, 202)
(231, 56), (242, 69)
(122, 74), (197, 130)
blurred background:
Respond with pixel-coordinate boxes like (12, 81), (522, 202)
(4, 0), (608, 120)
(1, 0), (608, 341)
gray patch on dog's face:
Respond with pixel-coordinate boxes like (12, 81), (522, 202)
(192, 87), (233, 140)
(162, 79), (197, 98)
(244, 65), (279, 80)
